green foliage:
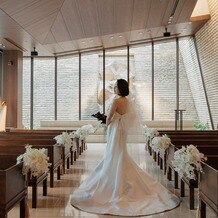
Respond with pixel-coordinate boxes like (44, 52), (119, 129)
(193, 120), (209, 131)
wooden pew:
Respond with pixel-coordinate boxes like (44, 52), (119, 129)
(0, 150), (48, 208)
(200, 156), (218, 218)
(0, 140), (62, 188)
(166, 143), (218, 210)
(0, 131), (76, 170)
(0, 155), (27, 218)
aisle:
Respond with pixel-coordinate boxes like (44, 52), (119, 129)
(9, 143), (215, 218)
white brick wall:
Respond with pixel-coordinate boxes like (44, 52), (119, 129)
(195, 0), (218, 128)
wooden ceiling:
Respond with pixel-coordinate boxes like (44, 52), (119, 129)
(0, 0), (210, 56)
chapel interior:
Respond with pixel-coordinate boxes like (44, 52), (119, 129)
(0, 0), (217, 217)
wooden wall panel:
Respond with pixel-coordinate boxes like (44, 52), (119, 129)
(3, 50), (23, 128)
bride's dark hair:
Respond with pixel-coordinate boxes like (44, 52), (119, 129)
(117, 79), (129, 97)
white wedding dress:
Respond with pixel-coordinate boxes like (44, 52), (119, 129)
(71, 98), (180, 216)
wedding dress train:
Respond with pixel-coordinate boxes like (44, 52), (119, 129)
(71, 100), (180, 216)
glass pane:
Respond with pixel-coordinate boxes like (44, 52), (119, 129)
(130, 44), (152, 120)
(81, 52), (103, 119)
(57, 55), (79, 120)
(105, 48), (127, 112)
(154, 40), (176, 120)
(179, 37), (210, 126)
(33, 58), (55, 128)
(22, 58), (31, 128)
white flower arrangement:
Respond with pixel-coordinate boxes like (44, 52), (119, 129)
(17, 145), (51, 177)
(144, 127), (159, 139)
(70, 124), (95, 139)
(151, 134), (171, 153)
(54, 132), (72, 148)
(172, 144), (207, 180)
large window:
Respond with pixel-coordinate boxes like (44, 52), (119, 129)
(57, 55), (79, 120)
(81, 52), (103, 119)
(22, 37), (204, 129)
(179, 37), (210, 125)
(130, 45), (152, 120)
(23, 58), (31, 128)
(154, 41), (176, 120)
(33, 58), (55, 128)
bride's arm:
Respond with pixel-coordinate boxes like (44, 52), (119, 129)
(106, 99), (117, 127)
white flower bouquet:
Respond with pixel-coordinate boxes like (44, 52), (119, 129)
(144, 127), (159, 139)
(70, 124), (95, 139)
(54, 132), (72, 148)
(172, 144), (207, 180)
(151, 134), (171, 153)
(17, 145), (51, 178)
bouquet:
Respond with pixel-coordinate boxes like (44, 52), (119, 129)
(151, 134), (171, 153)
(17, 145), (51, 178)
(172, 144), (207, 180)
(144, 127), (159, 139)
(70, 124), (95, 139)
(54, 132), (72, 148)
(92, 112), (107, 124)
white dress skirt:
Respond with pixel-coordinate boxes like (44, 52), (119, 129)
(71, 107), (180, 216)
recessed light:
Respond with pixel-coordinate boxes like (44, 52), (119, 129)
(2, 45), (6, 48)
(110, 36), (114, 39)
(138, 32), (143, 35)
(119, 35), (123, 38)
(82, 41), (85, 43)
(168, 21), (172, 24)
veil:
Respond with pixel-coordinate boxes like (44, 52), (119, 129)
(124, 94), (145, 143)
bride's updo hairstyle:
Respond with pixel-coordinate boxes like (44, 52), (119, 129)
(117, 79), (129, 97)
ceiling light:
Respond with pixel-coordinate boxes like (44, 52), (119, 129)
(90, 39), (94, 42)
(2, 45), (6, 48)
(82, 41), (85, 44)
(119, 35), (123, 38)
(0, 43), (2, 46)
(138, 32), (143, 35)
(110, 36), (114, 39)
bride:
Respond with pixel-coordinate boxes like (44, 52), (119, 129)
(71, 79), (180, 216)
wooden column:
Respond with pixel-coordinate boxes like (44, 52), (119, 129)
(3, 50), (23, 128)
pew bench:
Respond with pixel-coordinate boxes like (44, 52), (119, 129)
(0, 142), (62, 188)
(0, 155), (27, 218)
(200, 156), (218, 218)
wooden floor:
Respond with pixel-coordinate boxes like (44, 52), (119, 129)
(9, 143), (217, 218)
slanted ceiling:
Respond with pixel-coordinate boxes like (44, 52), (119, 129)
(0, 0), (209, 56)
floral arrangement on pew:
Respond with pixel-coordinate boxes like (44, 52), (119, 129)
(70, 124), (95, 140)
(151, 134), (171, 154)
(54, 132), (73, 149)
(172, 144), (207, 180)
(17, 145), (51, 178)
(142, 124), (159, 141)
